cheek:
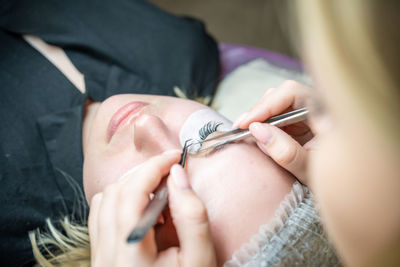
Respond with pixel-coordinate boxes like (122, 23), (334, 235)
(83, 149), (139, 203)
(186, 146), (295, 263)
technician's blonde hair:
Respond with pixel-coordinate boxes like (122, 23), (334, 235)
(295, 1), (400, 151)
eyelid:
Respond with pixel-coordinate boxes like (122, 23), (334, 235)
(194, 143), (225, 158)
(206, 130), (223, 139)
(197, 131), (227, 157)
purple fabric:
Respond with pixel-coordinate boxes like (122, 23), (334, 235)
(219, 43), (303, 78)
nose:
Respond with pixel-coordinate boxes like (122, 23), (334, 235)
(133, 114), (181, 157)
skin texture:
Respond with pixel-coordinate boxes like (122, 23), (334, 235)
(82, 94), (295, 264)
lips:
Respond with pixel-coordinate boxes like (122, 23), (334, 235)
(107, 101), (148, 141)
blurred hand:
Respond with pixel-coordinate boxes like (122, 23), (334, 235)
(233, 80), (316, 185)
(89, 151), (217, 267)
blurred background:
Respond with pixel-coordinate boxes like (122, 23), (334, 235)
(149, 0), (296, 58)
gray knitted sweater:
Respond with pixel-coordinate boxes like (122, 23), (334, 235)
(224, 182), (341, 267)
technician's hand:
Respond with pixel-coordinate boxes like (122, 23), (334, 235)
(89, 151), (217, 267)
(233, 80), (317, 185)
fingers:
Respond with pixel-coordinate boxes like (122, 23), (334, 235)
(120, 150), (181, 194)
(87, 151), (181, 267)
(96, 184), (120, 265)
(234, 80), (311, 129)
(165, 164), (217, 267)
(117, 150), (181, 235)
(250, 122), (308, 184)
(232, 80), (313, 184)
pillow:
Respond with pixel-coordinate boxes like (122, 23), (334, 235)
(213, 58), (311, 121)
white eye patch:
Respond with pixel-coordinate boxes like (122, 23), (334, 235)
(179, 109), (233, 152)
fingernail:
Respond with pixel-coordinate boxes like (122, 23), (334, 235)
(171, 164), (191, 190)
(250, 122), (272, 144)
(233, 112), (249, 128)
(163, 149), (181, 155)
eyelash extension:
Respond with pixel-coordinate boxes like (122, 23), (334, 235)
(198, 121), (222, 140)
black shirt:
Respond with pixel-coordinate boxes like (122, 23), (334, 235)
(0, 0), (219, 265)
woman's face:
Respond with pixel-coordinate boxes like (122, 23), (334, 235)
(83, 94), (295, 264)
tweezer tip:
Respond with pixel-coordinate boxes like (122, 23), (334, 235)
(127, 229), (146, 243)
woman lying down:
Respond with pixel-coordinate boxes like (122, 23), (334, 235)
(30, 94), (340, 266)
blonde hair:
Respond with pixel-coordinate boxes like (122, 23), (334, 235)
(29, 218), (90, 267)
(296, 1), (400, 151)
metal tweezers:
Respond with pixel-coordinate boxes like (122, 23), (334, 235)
(195, 107), (309, 154)
(127, 139), (197, 243)
(127, 108), (308, 243)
